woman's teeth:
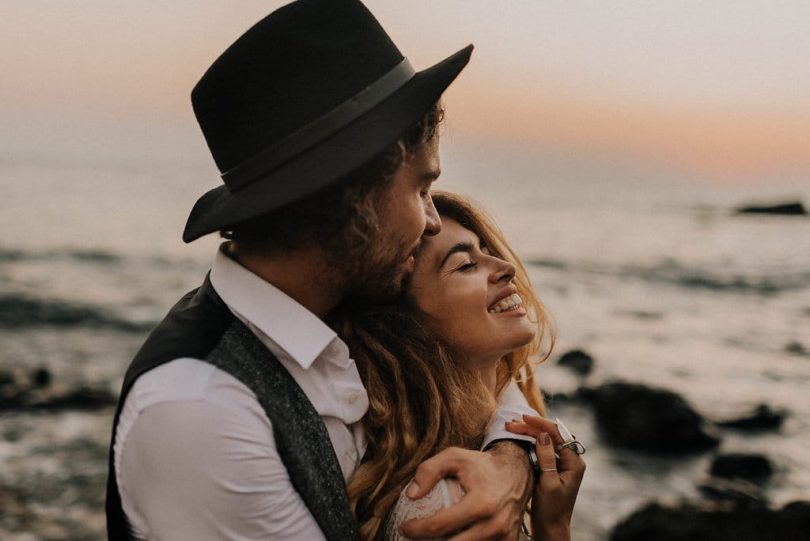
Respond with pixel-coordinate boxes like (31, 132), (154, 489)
(488, 293), (523, 314)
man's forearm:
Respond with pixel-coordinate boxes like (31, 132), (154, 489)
(485, 440), (534, 513)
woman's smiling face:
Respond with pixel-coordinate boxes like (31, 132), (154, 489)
(407, 218), (537, 366)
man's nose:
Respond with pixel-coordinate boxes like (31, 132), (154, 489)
(423, 196), (441, 236)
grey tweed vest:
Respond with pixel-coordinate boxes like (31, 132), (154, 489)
(106, 276), (358, 540)
(206, 319), (359, 540)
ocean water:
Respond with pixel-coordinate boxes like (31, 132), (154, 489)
(1, 140), (809, 539)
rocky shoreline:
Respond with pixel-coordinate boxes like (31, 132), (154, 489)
(1, 348), (808, 539)
(611, 501), (810, 540)
(1, 367), (115, 540)
(551, 348), (808, 539)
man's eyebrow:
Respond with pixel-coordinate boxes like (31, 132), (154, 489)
(439, 241), (473, 269)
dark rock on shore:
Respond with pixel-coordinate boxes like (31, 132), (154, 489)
(610, 501), (810, 541)
(586, 382), (719, 453)
(0, 368), (116, 412)
(717, 404), (786, 431)
(698, 477), (766, 505)
(785, 341), (809, 356)
(27, 386), (117, 411)
(710, 453), (774, 482)
(31, 367), (52, 388)
(541, 386), (601, 405)
(735, 201), (807, 216)
(541, 391), (579, 406)
(0, 369), (31, 409)
(557, 349), (595, 375)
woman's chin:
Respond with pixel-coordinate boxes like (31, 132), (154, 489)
(492, 313), (536, 342)
(508, 325), (538, 350)
(485, 330), (537, 359)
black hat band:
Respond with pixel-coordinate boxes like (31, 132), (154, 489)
(222, 57), (416, 191)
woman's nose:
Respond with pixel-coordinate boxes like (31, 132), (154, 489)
(489, 258), (516, 284)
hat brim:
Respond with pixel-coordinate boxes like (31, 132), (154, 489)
(182, 44), (473, 243)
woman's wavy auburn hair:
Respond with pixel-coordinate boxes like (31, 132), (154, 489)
(328, 191), (555, 540)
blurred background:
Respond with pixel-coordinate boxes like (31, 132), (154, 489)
(1, 1), (809, 539)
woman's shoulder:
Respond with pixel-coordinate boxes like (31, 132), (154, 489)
(383, 478), (464, 541)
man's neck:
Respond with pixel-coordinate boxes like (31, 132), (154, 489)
(226, 243), (344, 319)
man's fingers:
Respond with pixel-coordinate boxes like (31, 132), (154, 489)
(400, 493), (494, 539)
(407, 447), (468, 499)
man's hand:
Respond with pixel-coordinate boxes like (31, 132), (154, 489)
(399, 443), (532, 540)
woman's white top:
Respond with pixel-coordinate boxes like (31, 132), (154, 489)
(384, 479), (465, 541)
(384, 478), (532, 540)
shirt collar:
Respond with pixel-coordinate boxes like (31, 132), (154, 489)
(210, 244), (340, 370)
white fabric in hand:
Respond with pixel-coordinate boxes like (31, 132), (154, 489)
(383, 478), (464, 540)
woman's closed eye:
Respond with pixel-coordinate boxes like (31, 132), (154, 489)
(456, 261), (478, 272)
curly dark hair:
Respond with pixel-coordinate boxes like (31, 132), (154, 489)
(223, 102), (445, 256)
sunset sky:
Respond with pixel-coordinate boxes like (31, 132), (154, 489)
(2, 0), (809, 184)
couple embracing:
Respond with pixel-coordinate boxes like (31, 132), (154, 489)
(105, 1), (586, 539)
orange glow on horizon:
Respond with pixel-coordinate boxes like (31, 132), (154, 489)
(447, 80), (810, 182)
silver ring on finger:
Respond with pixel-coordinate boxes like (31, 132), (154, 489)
(559, 439), (586, 455)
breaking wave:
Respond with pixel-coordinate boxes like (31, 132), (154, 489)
(528, 258), (810, 295)
(0, 248), (122, 264)
(0, 294), (154, 333)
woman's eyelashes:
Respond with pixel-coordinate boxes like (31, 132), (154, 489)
(456, 261), (478, 272)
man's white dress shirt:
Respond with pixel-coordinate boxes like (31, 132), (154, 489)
(115, 247), (537, 540)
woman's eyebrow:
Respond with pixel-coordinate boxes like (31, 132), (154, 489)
(439, 241), (474, 269)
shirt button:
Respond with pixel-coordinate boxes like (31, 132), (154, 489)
(346, 392), (359, 405)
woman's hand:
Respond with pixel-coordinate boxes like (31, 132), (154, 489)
(505, 415), (586, 541)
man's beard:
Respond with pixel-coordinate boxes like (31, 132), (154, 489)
(329, 228), (414, 302)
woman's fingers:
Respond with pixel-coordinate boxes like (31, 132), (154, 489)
(557, 445), (587, 483)
(504, 420), (538, 437)
(535, 432), (561, 490)
(530, 431), (585, 540)
(505, 415), (566, 447)
(507, 416), (587, 483)
(522, 415), (566, 446)
(506, 415), (586, 476)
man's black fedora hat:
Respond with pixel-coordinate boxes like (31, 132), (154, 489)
(182, 0), (473, 242)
